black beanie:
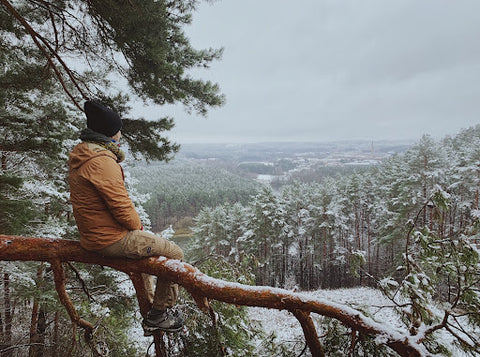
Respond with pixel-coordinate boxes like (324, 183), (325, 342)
(84, 100), (123, 137)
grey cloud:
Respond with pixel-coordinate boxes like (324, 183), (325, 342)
(132, 0), (480, 143)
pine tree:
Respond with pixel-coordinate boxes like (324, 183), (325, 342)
(244, 186), (284, 286)
(1, 0), (225, 160)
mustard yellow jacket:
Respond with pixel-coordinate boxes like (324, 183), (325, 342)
(68, 142), (141, 250)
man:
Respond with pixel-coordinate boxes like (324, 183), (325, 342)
(68, 100), (184, 335)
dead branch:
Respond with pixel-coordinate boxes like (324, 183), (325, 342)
(0, 343), (55, 354)
(67, 262), (94, 302)
(0, 235), (426, 357)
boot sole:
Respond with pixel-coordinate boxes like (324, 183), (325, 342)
(142, 323), (183, 336)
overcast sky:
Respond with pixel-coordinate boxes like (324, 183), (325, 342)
(133, 0), (480, 144)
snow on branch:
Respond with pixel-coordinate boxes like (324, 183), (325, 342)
(0, 235), (426, 357)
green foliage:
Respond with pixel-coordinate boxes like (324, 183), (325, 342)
(175, 301), (256, 357)
(72, 265), (139, 356)
(255, 331), (298, 357)
(1, 20), (81, 233)
(10, 263), (58, 309)
(320, 317), (397, 356)
(0, 174), (34, 234)
(238, 162), (275, 175)
(348, 250), (367, 279)
(187, 127), (480, 354)
(1, 1), (229, 355)
(5, 262), (141, 356)
(87, 0), (224, 113)
(91, 91), (181, 162)
(122, 117), (180, 162)
(380, 188), (480, 355)
(2, 0), (225, 161)
(191, 255), (256, 285)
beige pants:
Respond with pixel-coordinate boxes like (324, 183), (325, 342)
(97, 230), (184, 310)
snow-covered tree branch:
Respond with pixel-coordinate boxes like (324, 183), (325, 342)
(0, 234), (429, 357)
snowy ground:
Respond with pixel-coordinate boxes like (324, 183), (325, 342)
(248, 287), (471, 357)
(248, 287), (403, 355)
(128, 286), (470, 356)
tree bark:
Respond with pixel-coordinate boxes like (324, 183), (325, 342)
(3, 273), (12, 357)
(292, 309), (325, 357)
(29, 297), (40, 357)
(0, 235), (425, 357)
(29, 263), (45, 357)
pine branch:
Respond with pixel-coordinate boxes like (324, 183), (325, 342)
(0, 0), (87, 109)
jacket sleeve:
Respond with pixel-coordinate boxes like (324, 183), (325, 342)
(85, 156), (142, 230)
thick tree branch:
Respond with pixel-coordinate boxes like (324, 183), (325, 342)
(128, 272), (152, 316)
(49, 259), (94, 339)
(0, 235), (427, 357)
(292, 309), (325, 357)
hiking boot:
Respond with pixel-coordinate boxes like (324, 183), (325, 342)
(142, 308), (184, 335)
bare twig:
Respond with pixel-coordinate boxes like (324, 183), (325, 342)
(0, 343), (54, 354)
(67, 262), (95, 302)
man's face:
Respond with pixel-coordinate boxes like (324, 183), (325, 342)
(111, 130), (122, 142)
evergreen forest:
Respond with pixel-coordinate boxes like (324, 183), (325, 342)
(189, 131), (480, 291)
(130, 160), (261, 232)
(127, 127), (480, 355)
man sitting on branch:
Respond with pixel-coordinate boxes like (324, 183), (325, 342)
(68, 100), (184, 335)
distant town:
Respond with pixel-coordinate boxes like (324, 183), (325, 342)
(175, 140), (415, 184)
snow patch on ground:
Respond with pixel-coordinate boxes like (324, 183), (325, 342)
(248, 287), (396, 350)
(127, 286), (471, 356)
(248, 287), (469, 356)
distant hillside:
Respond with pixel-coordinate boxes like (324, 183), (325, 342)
(177, 140), (414, 162)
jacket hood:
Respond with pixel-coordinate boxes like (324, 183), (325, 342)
(69, 142), (115, 169)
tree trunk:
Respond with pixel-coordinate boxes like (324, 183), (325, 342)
(3, 273), (13, 357)
(29, 298), (40, 356)
(30, 307), (46, 357)
(29, 263), (45, 357)
(1, 153), (6, 171)
(52, 311), (59, 357)
(0, 268), (3, 342)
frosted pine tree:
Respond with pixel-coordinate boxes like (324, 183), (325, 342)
(243, 186), (284, 286)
